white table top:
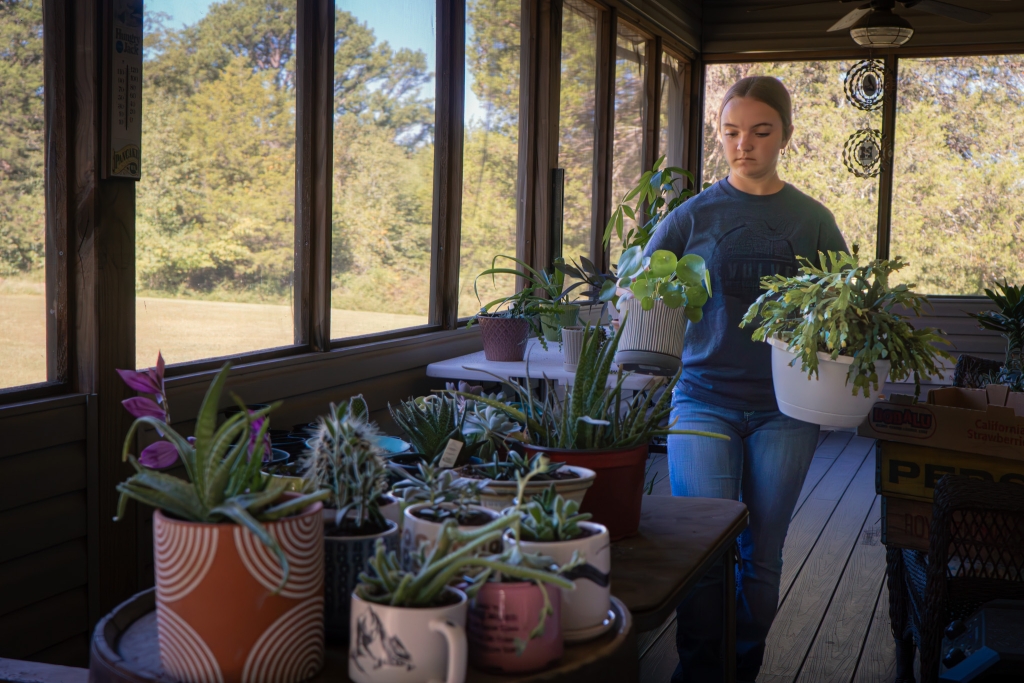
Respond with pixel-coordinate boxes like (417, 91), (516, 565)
(426, 338), (666, 391)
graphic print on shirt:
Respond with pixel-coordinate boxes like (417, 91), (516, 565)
(709, 219), (798, 305)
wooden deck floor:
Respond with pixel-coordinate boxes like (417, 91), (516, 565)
(638, 431), (896, 683)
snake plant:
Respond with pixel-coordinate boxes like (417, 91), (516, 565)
(115, 363), (329, 582)
(969, 281), (1024, 391)
(453, 321), (727, 450)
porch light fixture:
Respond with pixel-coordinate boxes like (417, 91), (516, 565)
(849, 8), (914, 47)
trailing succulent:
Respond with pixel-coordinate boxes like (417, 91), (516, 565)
(301, 396), (390, 533)
(969, 281), (1024, 391)
(741, 247), (954, 398)
(517, 485), (591, 542)
(114, 363), (328, 581)
(453, 322), (727, 450)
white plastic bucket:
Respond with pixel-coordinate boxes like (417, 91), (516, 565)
(769, 337), (890, 428)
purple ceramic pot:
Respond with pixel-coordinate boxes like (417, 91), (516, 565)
(478, 316), (530, 362)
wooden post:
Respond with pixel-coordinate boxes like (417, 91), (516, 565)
(590, 6), (616, 272)
(875, 53), (899, 261)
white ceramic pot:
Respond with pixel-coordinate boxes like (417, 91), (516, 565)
(575, 301), (607, 327)
(468, 465), (596, 512)
(561, 326), (586, 372)
(401, 503), (501, 571)
(504, 521), (612, 642)
(614, 298), (687, 376)
(769, 337), (891, 428)
(348, 588), (468, 683)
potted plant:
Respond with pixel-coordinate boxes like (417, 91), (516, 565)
(300, 396), (399, 644)
(476, 254), (587, 344)
(602, 246), (712, 375)
(469, 283), (537, 362)
(114, 361), (330, 683)
(968, 281), (1024, 391)
(394, 463), (500, 568)
(457, 450), (595, 512)
(505, 485), (612, 642)
(741, 247), (954, 427)
(388, 394), (466, 467)
(349, 510), (573, 683)
(453, 323), (728, 540)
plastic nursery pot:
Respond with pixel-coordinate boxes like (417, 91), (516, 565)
(503, 522), (613, 642)
(152, 495), (325, 683)
(538, 304), (581, 343)
(468, 580), (563, 673)
(768, 337), (891, 429)
(478, 315), (531, 362)
(374, 435), (411, 455)
(270, 437), (306, 457)
(401, 503), (501, 571)
(522, 443), (649, 541)
(349, 587), (468, 683)
(457, 464), (596, 512)
(614, 298), (687, 376)
(323, 518), (399, 645)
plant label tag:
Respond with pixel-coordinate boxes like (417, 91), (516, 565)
(439, 439), (463, 469)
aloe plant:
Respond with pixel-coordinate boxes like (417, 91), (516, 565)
(453, 322), (727, 450)
(115, 363), (329, 582)
(301, 396), (390, 533)
(741, 247), (954, 397)
(389, 394), (464, 462)
(969, 281), (1024, 391)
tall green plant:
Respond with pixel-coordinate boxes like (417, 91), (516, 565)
(969, 281), (1024, 390)
(741, 247), (954, 397)
(454, 322), (727, 449)
(115, 364), (329, 581)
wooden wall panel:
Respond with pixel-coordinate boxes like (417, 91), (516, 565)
(702, 0), (1024, 55)
(0, 589), (88, 661)
(0, 540), (89, 618)
(0, 444), (86, 514)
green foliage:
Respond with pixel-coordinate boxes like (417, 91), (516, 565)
(455, 322), (728, 449)
(300, 396), (390, 533)
(517, 485), (591, 542)
(474, 254), (585, 314)
(461, 403), (522, 462)
(740, 248), (954, 397)
(391, 462), (487, 522)
(389, 394), (465, 462)
(608, 247), (711, 320)
(970, 281), (1024, 390)
(462, 450), (566, 483)
(114, 363), (329, 582)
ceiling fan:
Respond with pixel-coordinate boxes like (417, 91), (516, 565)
(751, 0), (1007, 47)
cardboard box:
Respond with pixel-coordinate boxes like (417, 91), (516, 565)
(859, 385), (1024, 462)
(875, 440), (1024, 503)
(881, 496), (932, 552)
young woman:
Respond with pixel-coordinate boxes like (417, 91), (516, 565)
(644, 76), (848, 682)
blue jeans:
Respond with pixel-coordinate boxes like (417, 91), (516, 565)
(668, 392), (819, 683)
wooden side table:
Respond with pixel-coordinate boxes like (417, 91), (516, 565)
(612, 495), (749, 683)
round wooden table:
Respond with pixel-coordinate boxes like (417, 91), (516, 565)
(90, 589), (638, 683)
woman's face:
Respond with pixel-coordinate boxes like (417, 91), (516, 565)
(719, 96), (792, 182)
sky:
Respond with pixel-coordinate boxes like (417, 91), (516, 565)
(146, 0), (485, 123)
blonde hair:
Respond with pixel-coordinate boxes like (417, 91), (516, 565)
(718, 76), (793, 144)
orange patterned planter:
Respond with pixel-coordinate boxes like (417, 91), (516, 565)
(153, 501), (325, 683)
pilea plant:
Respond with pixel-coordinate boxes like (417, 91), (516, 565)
(301, 396), (390, 533)
(517, 485), (592, 542)
(115, 363), (329, 582)
(604, 246), (712, 322)
(969, 281), (1024, 391)
(741, 247), (954, 397)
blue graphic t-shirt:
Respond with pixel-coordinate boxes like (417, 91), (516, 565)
(643, 177), (848, 411)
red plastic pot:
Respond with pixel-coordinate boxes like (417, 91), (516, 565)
(522, 443), (649, 541)
(478, 316), (530, 362)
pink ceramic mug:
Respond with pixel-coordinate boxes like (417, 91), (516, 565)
(467, 581), (563, 673)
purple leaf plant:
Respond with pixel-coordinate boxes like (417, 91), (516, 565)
(117, 352), (179, 468)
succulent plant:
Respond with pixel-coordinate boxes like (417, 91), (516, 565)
(463, 450), (565, 483)
(969, 281), (1024, 391)
(301, 396), (390, 533)
(461, 403), (522, 461)
(391, 462), (488, 523)
(114, 363), (329, 582)
(517, 485), (591, 542)
(389, 394), (464, 462)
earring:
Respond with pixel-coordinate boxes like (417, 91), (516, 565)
(780, 148), (787, 157)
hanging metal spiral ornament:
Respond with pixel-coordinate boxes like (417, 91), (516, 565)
(844, 59), (886, 111)
(842, 129), (884, 178)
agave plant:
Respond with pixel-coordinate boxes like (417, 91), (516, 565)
(517, 485), (591, 542)
(453, 322), (726, 450)
(969, 281), (1024, 391)
(301, 396), (390, 533)
(389, 394), (464, 462)
(114, 363), (329, 581)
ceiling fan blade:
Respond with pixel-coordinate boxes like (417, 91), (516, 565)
(904, 0), (992, 23)
(828, 6), (873, 31)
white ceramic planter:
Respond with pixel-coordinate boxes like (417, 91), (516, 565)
(465, 465), (597, 512)
(561, 326), (586, 372)
(769, 337), (891, 428)
(614, 298), (687, 376)
(349, 588), (468, 683)
(401, 503), (501, 570)
(575, 301), (607, 326)
(504, 521), (612, 642)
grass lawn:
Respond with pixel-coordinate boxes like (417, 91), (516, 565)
(1, 294), (426, 388)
